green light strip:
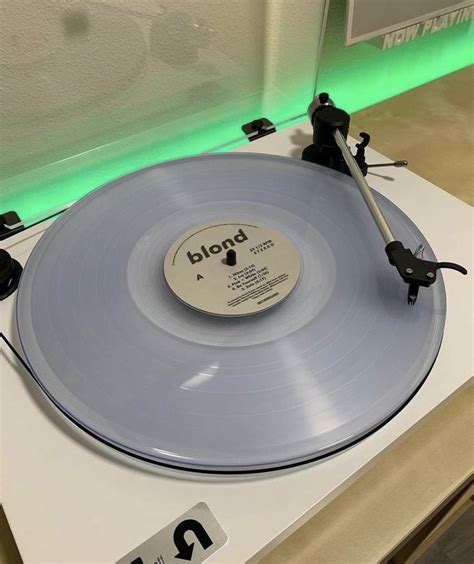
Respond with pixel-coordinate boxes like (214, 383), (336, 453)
(1, 9), (472, 221)
(317, 1), (473, 113)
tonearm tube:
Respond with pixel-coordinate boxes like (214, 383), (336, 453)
(303, 93), (467, 305)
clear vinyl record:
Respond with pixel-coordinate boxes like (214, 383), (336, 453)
(16, 154), (445, 473)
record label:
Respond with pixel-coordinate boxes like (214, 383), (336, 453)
(163, 221), (301, 316)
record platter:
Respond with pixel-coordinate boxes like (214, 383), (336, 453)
(6, 152), (452, 473)
(0, 96), (471, 562)
(3, 95), (467, 474)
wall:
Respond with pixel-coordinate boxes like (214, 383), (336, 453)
(0, 0), (327, 218)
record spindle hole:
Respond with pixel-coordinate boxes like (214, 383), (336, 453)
(225, 249), (237, 266)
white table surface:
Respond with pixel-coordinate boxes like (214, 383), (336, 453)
(1, 120), (472, 563)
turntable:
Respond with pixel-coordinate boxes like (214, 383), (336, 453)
(0, 97), (472, 563)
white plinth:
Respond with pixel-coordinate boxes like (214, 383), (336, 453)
(1, 121), (472, 563)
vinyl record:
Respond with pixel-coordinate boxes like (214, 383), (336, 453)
(16, 154), (445, 473)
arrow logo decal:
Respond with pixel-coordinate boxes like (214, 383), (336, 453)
(174, 519), (213, 561)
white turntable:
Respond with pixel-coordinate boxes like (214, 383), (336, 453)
(0, 118), (472, 563)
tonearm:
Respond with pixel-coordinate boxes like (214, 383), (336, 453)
(302, 93), (467, 305)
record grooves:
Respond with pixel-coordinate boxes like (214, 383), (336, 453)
(15, 154), (446, 474)
(3, 330), (441, 475)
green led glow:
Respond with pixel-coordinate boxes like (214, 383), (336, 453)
(1, 1), (472, 221)
(1, 109), (256, 222)
(317, 1), (474, 114)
